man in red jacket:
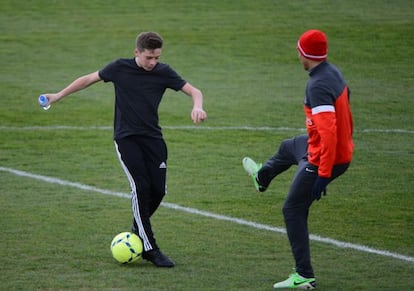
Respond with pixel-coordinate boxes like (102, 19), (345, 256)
(243, 29), (353, 289)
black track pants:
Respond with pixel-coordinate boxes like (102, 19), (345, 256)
(114, 135), (168, 252)
(258, 134), (349, 278)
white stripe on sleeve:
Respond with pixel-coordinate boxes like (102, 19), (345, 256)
(312, 105), (335, 115)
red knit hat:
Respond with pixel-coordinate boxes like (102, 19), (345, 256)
(297, 29), (328, 61)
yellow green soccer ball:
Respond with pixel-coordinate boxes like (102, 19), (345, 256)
(110, 232), (143, 264)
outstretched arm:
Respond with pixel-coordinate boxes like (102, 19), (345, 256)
(181, 82), (207, 124)
(42, 71), (102, 104)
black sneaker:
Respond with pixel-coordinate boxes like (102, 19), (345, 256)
(142, 249), (175, 268)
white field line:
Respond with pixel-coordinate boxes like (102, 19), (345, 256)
(1, 166), (413, 264)
(0, 125), (413, 134)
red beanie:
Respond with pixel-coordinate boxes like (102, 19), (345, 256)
(297, 29), (328, 61)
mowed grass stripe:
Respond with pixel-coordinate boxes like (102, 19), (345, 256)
(1, 166), (413, 264)
(0, 125), (413, 134)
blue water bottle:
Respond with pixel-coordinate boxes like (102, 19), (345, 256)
(38, 95), (51, 110)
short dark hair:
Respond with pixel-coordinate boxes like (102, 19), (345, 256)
(136, 32), (163, 52)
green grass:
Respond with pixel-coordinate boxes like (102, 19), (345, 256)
(1, 0), (414, 290)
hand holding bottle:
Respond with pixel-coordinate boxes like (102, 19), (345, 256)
(38, 95), (51, 110)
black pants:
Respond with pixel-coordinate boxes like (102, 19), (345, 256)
(258, 135), (349, 278)
(114, 135), (168, 252)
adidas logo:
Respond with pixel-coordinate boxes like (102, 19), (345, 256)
(159, 162), (167, 169)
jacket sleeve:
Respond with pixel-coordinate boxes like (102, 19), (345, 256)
(312, 108), (337, 178)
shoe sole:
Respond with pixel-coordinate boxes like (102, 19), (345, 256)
(242, 157), (259, 176)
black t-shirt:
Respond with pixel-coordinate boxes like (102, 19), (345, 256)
(99, 58), (186, 139)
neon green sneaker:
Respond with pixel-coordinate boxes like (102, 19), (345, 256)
(242, 157), (266, 192)
(273, 272), (316, 289)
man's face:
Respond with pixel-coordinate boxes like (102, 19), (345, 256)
(134, 48), (162, 71)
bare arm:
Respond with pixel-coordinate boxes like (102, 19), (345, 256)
(181, 82), (207, 124)
(43, 71), (102, 104)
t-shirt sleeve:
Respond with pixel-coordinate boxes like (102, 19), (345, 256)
(163, 65), (187, 91)
(98, 60), (118, 83)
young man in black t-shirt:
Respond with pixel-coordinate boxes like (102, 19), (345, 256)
(42, 32), (207, 267)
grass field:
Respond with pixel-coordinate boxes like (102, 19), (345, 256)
(1, 0), (413, 290)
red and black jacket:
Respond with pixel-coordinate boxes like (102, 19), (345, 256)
(304, 61), (354, 178)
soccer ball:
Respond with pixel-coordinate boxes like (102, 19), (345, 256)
(110, 232), (143, 264)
